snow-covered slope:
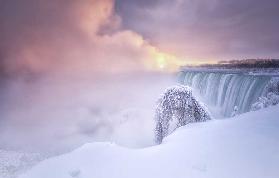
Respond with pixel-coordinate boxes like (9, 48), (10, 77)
(0, 150), (43, 178)
(19, 105), (279, 178)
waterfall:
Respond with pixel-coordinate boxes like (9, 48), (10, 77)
(178, 70), (271, 117)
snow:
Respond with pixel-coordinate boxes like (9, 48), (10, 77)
(251, 77), (279, 111)
(0, 150), (43, 178)
(19, 105), (279, 178)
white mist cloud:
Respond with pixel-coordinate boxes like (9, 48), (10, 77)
(0, 0), (179, 77)
(0, 73), (175, 153)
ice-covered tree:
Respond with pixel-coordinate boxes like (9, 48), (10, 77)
(231, 106), (238, 117)
(251, 77), (279, 111)
(263, 77), (279, 96)
(251, 92), (279, 111)
(154, 85), (211, 144)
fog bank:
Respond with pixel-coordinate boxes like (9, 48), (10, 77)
(0, 73), (175, 154)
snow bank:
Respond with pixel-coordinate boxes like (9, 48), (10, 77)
(19, 105), (279, 178)
(155, 85), (210, 143)
(0, 150), (43, 178)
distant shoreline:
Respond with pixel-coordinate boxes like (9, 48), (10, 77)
(180, 59), (279, 76)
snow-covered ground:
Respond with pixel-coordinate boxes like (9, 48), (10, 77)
(18, 105), (279, 178)
(0, 150), (43, 178)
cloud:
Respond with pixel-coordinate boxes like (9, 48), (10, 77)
(0, 0), (179, 78)
(116, 0), (279, 61)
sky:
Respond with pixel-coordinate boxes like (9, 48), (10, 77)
(1, 0), (279, 76)
(116, 0), (279, 61)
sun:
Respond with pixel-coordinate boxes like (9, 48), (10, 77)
(146, 46), (187, 72)
(154, 52), (184, 71)
(156, 54), (167, 69)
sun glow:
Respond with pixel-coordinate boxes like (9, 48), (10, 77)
(156, 54), (166, 69)
(150, 50), (187, 72)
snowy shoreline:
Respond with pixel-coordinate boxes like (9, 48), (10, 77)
(180, 67), (279, 76)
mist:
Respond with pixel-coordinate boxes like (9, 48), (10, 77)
(0, 73), (175, 154)
(0, 0), (178, 154)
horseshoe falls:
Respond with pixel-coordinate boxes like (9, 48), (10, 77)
(178, 70), (273, 117)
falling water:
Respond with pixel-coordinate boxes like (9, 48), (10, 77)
(178, 70), (272, 117)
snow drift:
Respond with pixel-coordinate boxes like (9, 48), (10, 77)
(0, 150), (43, 178)
(155, 85), (210, 144)
(18, 105), (279, 178)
